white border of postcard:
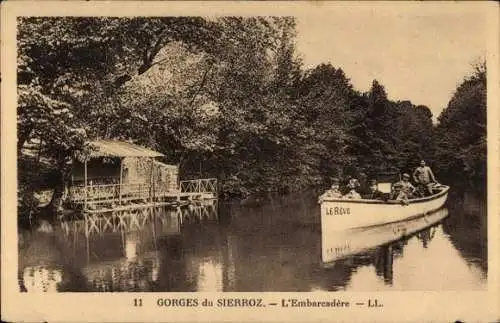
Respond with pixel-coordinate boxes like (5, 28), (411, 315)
(2, 1), (499, 322)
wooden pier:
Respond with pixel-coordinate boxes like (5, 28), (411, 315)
(67, 178), (217, 213)
(180, 178), (218, 199)
(65, 140), (218, 216)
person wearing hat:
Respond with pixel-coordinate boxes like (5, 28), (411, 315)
(390, 182), (402, 199)
(343, 181), (362, 199)
(390, 182), (409, 205)
(318, 177), (343, 202)
(391, 173), (416, 201)
(362, 179), (385, 200)
(400, 173), (416, 196)
(341, 176), (361, 195)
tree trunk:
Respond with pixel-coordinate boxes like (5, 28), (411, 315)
(46, 159), (71, 220)
(18, 124), (34, 154)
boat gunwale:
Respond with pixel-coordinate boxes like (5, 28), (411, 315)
(320, 185), (450, 205)
(347, 206), (449, 232)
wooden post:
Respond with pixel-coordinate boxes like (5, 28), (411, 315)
(151, 208), (157, 251)
(84, 160), (88, 211)
(149, 158), (154, 203)
(119, 158), (123, 205)
(152, 159), (156, 201)
(84, 214), (90, 262)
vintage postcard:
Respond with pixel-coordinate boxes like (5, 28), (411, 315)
(1, 1), (499, 322)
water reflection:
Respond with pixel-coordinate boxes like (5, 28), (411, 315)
(322, 207), (450, 264)
(21, 266), (63, 292)
(441, 190), (487, 273)
(373, 245), (393, 285)
(416, 226), (436, 249)
(346, 225), (486, 291)
(18, 191), (487, 292)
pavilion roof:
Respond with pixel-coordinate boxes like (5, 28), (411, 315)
(88, 140), (164, 158)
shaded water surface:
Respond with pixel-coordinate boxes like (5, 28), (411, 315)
(18, 190), (487, 292)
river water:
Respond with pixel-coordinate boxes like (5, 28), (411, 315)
(18, 189), (487, 292)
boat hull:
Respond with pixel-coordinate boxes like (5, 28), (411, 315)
(320, 186), (449, 263)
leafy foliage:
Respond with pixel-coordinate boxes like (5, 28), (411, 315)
(17, 17), (486, 218)
(433, 62), (487, 191)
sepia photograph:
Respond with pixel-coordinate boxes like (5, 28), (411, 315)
(2, 1), (499, 322)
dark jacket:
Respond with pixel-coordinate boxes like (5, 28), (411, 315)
(362, 189), (386, 200)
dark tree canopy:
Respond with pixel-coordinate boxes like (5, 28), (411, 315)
(433, 62), (487, 191)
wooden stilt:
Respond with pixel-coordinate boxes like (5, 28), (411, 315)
(151, 158), (156, 201)
(119, 158), (123, 205)
(84, 213), (90, 262)
(84, 160), (88, 211)
(151, 208), (157, 251)
(150, 158), (154, 203)
(121, 226), (125, 252)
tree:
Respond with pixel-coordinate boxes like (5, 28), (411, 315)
(434, 61), (487, 190)
(17, 17), (221, 216)
(17, 17), (221, 143)
(362, 80), (397, 173)
(197, 17), (304, 195)
(293, 64), (358, 182)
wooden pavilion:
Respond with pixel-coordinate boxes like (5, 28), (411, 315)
(67, 140), (180, 210)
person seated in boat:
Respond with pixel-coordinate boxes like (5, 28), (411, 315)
(413, 160), (438, 196)
(318, 177), (343, 202)
(343, 182), (362, 199)
(342, 176), (360, 195)
(394, 173), (417, 199)
(362, 179), (385, 200)
(389, 182), (409, 205)
(349, 178), (360, 190)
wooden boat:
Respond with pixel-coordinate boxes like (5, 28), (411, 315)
(320, 184), (450, 263)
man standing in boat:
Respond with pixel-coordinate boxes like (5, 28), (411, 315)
(318, 177), (343, 202)
(412, 160), (438, 196)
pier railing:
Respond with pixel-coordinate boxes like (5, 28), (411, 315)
(180, 178), (217, 195)
(68, 178), (218, 207)
(69, 183), (154, 203)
